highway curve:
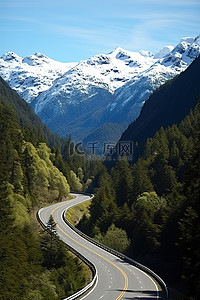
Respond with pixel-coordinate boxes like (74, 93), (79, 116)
(38, 193), (166, 300)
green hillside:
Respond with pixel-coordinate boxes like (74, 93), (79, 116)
(78, 100), (200, 299)
(0, 80), (91, 299)
(0, 76), (65, 148)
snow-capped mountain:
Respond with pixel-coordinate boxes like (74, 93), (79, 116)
(103, 36), (200, 124)
(33, 47), (157, 115)
(0, 35), (199, 143)
(0, 52), (77, 103)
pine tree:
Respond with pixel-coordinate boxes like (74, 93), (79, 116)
(151, 153), (178, 195)
(131, 192), (165, 254)
(41, 215), (58, 269)
(131, 158), (154, 203)
(178, 103), (200, 298)
(89, 169), (116, 234)
(111, 159), (133, 207)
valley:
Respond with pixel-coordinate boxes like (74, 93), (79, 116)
(1, 36), (199, 144)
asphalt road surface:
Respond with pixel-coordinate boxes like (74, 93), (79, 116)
(38, 193), (162, 300)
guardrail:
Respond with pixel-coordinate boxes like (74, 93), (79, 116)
(36, 207), (98, 300)
(37, 193), (168, 299)
(63, 263), (97, 300)
(63, 198), (168, 299)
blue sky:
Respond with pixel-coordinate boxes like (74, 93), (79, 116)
(1, 0), (199, 62)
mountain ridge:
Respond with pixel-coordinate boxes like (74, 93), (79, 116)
(1, 35), (200, 143)
(0, 76), (65, 147)
(118, 55), (200, 160)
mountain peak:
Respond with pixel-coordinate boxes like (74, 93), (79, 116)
(176, 35), (200, 50)
(22, 52), (50, 66)
(154, 46), (174, 59)
(1, 35), (200, 142)
(112, 46), (127, 53)
(180, 36), (195, 44)
(1, 52), (21, 62)
(160, 36), (200, 68)
(34, 52), (48, 59)
(194, 35), (200, 45)
(110, 47), (132, 59)
(139, 50), (154, 58)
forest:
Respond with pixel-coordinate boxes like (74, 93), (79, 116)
(0, 76), (109, 299)
(78, 100), (200, 299)
(0, 102), (95, 299)
(0, 72), (200, 299)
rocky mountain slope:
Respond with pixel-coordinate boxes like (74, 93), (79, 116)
(118, 55), (200, 161)
(0, 76), (64, 147)
(0, 52), (77, 103)
(0, 35), (199, 143)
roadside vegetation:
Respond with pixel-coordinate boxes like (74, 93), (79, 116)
(1, 75), (200, 299)
(65, 199), (92, 226)
(0, 103), (92, 299)
(78, 101), (200, 299)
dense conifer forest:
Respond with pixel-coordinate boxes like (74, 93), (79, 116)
(0, 68), (200, 299)
(0, 102), (93, 299)
(78, 100), (200, 299)
(0, 78), (96, 299)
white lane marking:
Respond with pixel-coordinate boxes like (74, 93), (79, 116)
(130, 265), (159, 299)
(79, 272), (98, 300)
(54, 196), (160, 299)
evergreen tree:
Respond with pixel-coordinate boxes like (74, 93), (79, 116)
(0, 183), (14, 233)
(178, 103), (200, 298)
(131, 192), (165, 254)
(131, 158), (154, 203)
(42, 215), (62, 269)
(111, 159), (133, 207)
(0, 83), (90, 299)
(151, 153), (178, 195)
(89, 169), (116, 234)
(178, 207), (200, 298)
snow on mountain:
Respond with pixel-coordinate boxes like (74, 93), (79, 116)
(33, 47), (157, 114)
(103, 36), (200, 125)
(0, 52), (77, 103)
(154, 46), (174, 59)
(0, 35), (199, 143)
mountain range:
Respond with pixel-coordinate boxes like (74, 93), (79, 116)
(118, 55), (200, 161)
(0, 35), (200, 144)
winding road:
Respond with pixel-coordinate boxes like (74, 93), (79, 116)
(38, 193), (166, 300)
